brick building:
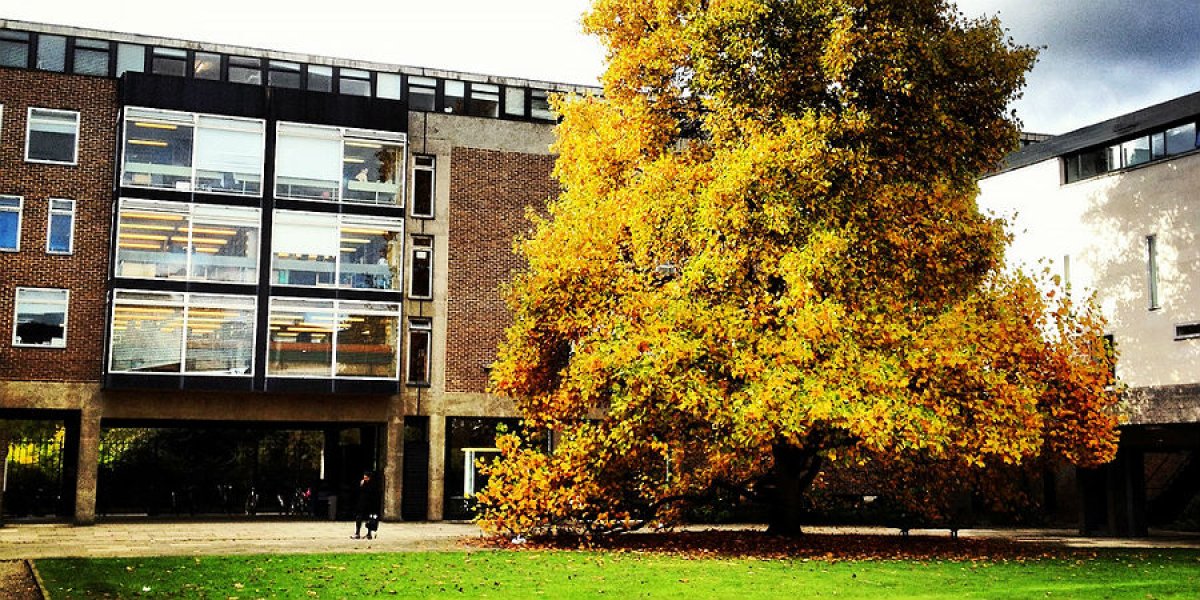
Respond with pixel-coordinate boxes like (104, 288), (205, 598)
(0, 19), (595, 523)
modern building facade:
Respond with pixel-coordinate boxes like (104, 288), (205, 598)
(979, 91), (1200, 535)
(0, 19), (594, 523)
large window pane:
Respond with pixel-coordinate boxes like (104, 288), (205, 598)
(122, 108), (195, 190)
(188, 205), (260, 284)
(1165, 123), (1196, 155)
(342, 136), (403, 205)
(1121, 136), (1151, 167)
(35, 34), (65, 72)
(116, 43), (144, 76)
(115, 200), (190, 279)
(195, 116), (264, 195)
(13, 288), (68, 348)
(376, 73), (401, 100)
(26, 108), (79, 164)
(275, 124), (342, 200)
(184, 296), (256, 374)
(335, 311), (398, 378)
(272, 212), (338, 286)
(193, 52), (220, 80)
(338, 221), (401, 290)
(0, 195), (22, 252)
(268, 299), (336, 377)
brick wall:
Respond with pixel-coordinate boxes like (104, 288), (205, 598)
(0, 68), (118, 382)
(446, 147), (557, 393)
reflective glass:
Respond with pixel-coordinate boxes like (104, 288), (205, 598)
(27, 108), (79, 164)
(73, 39), (109, 76)
(14, 288), (68, 347)
(1165, 123), (1196, 155)
(35, 34), (65, 72)
(193, 52), (220, 80)
(408, 76), (436, 111)
(308, 65), (332, 92)
(228, 56), (262, 85)
(0, 196), (20, 251)
(268, 300), (336, 377)
(184, 296), (256, 374)
(342, 138), (403, 205)
(335, 312), (398, 378)
(0, 31), (30, 68)
(47, 199), (74, 254)
(122, 109), (194, 190)
(116, 43), (144, 75)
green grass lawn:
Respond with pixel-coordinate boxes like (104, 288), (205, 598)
(36, 549), (1200, 599)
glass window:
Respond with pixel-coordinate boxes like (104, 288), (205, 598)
(342, 131), (404, 206)
(503, 87), (526, 117)
(35, 34), (66, 72)
(0, 195), (22, 252)
(272, 211), (403, 290)
(467, 83), (500, 118)
(46, 198), (74, 254)
(1121, 136), (1151, 167)
(109, 291), (256, 375)
(13, 288), (68, 348)
(407, 318), (431, 384)
(376, 73), (401, 100)
(122, 107), (265, 196)
(1151, 132), (1166, 160)
(408, 76), (436, 111)
(228, 56), (262, 85)
(26, 108), (80, 164)
(115, 199), (261, 284)
(1165, 123), (1196, 155)
(193, 52), (221, 80)
(530, 90), (554, 120)
(72, 39), (110, 76)
(443, 80), (465, 113)
(268, 61), (301, 88)
(151, 47), (187, 77)
(116, 43), (144, 76)
(410, 236), (433, 299)
(1147, 235), (1159, 310)
(0, 30), (31, 68)
(275, 122), (406, 205)
(411, 155), (435, 218)
(268, 298), (400, 379)
(308, 65), (333, 92)
(339, 68), (371, 97)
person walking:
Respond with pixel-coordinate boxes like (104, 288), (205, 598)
(352, 471), (380, 539)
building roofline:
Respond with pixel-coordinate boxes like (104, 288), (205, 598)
(1, 18), (603, 94)
(992, 89), (1200, 175)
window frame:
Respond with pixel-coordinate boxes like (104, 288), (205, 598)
(12, 287), (69, 349)
(411, 154), (435, 218)
(273, 121), (407, 206)
(0, 194), (21, 252)
(406, 317), (432, 385)
(270, 210), (405, 292)
(1146, 234), (1160, 311)
(25, 107), (81, 166)
(409, 236), (434, 299)
(266, 297), (402, 380)
(46, 198), (76, 255)
(114, 198), (262, 284)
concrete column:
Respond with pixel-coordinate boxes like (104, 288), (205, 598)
(427, 414), (445, 520)
(382, 414), (404, 521)
(73, 408), (101, 525)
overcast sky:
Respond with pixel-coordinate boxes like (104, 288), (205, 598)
(5, 1), (1198, 135)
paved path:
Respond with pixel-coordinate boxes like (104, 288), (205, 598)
(1, 521), (1198, 560)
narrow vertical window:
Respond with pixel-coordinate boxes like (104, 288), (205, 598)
(26, 108), (80, 165)
(410, 236), (433, 299)
(0, 195), (22, 251)
(1147, 234), (1159, 310)
(407, 318), (432, 385)
(412, 155), (435, 218)
(46, 198), (75, 254)
(13, 287), (69, 348)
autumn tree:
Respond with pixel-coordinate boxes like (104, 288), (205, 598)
(477, 0), (1120, 537)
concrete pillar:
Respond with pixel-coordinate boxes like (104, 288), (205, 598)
(73, 409), (101, 525)
(427, 414), (445, 520)
(382, 415), (404, 521)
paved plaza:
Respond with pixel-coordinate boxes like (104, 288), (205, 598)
(1, 521), (1198, 560)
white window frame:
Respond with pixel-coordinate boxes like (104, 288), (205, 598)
(409, 236), (434, 299)
(0, 194), (22, 252)
(25, 107), (80, 165)
(114, 198), (262, 283)
(266, 297), (402, 380)
(120, 106), (267, 196)
(411, 154), (435, 218)
(46, 198), (76, 255)
(273, 121), (407, 206)
(12, 287), (69, 348)
(270, 210), (405, 292)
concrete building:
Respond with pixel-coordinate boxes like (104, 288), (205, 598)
(979, 91), (1200, 535)
(0, 19), (595, 523)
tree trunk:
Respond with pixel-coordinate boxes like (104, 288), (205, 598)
(765, 443), (823, 537)
(0, 436), (9, 527)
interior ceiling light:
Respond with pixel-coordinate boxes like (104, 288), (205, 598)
(128, 139), (169, 147)
(133, 121), (179, 130)
(345, 141), (383, 149)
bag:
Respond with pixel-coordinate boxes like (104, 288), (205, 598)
(366, 514), (379, 532)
